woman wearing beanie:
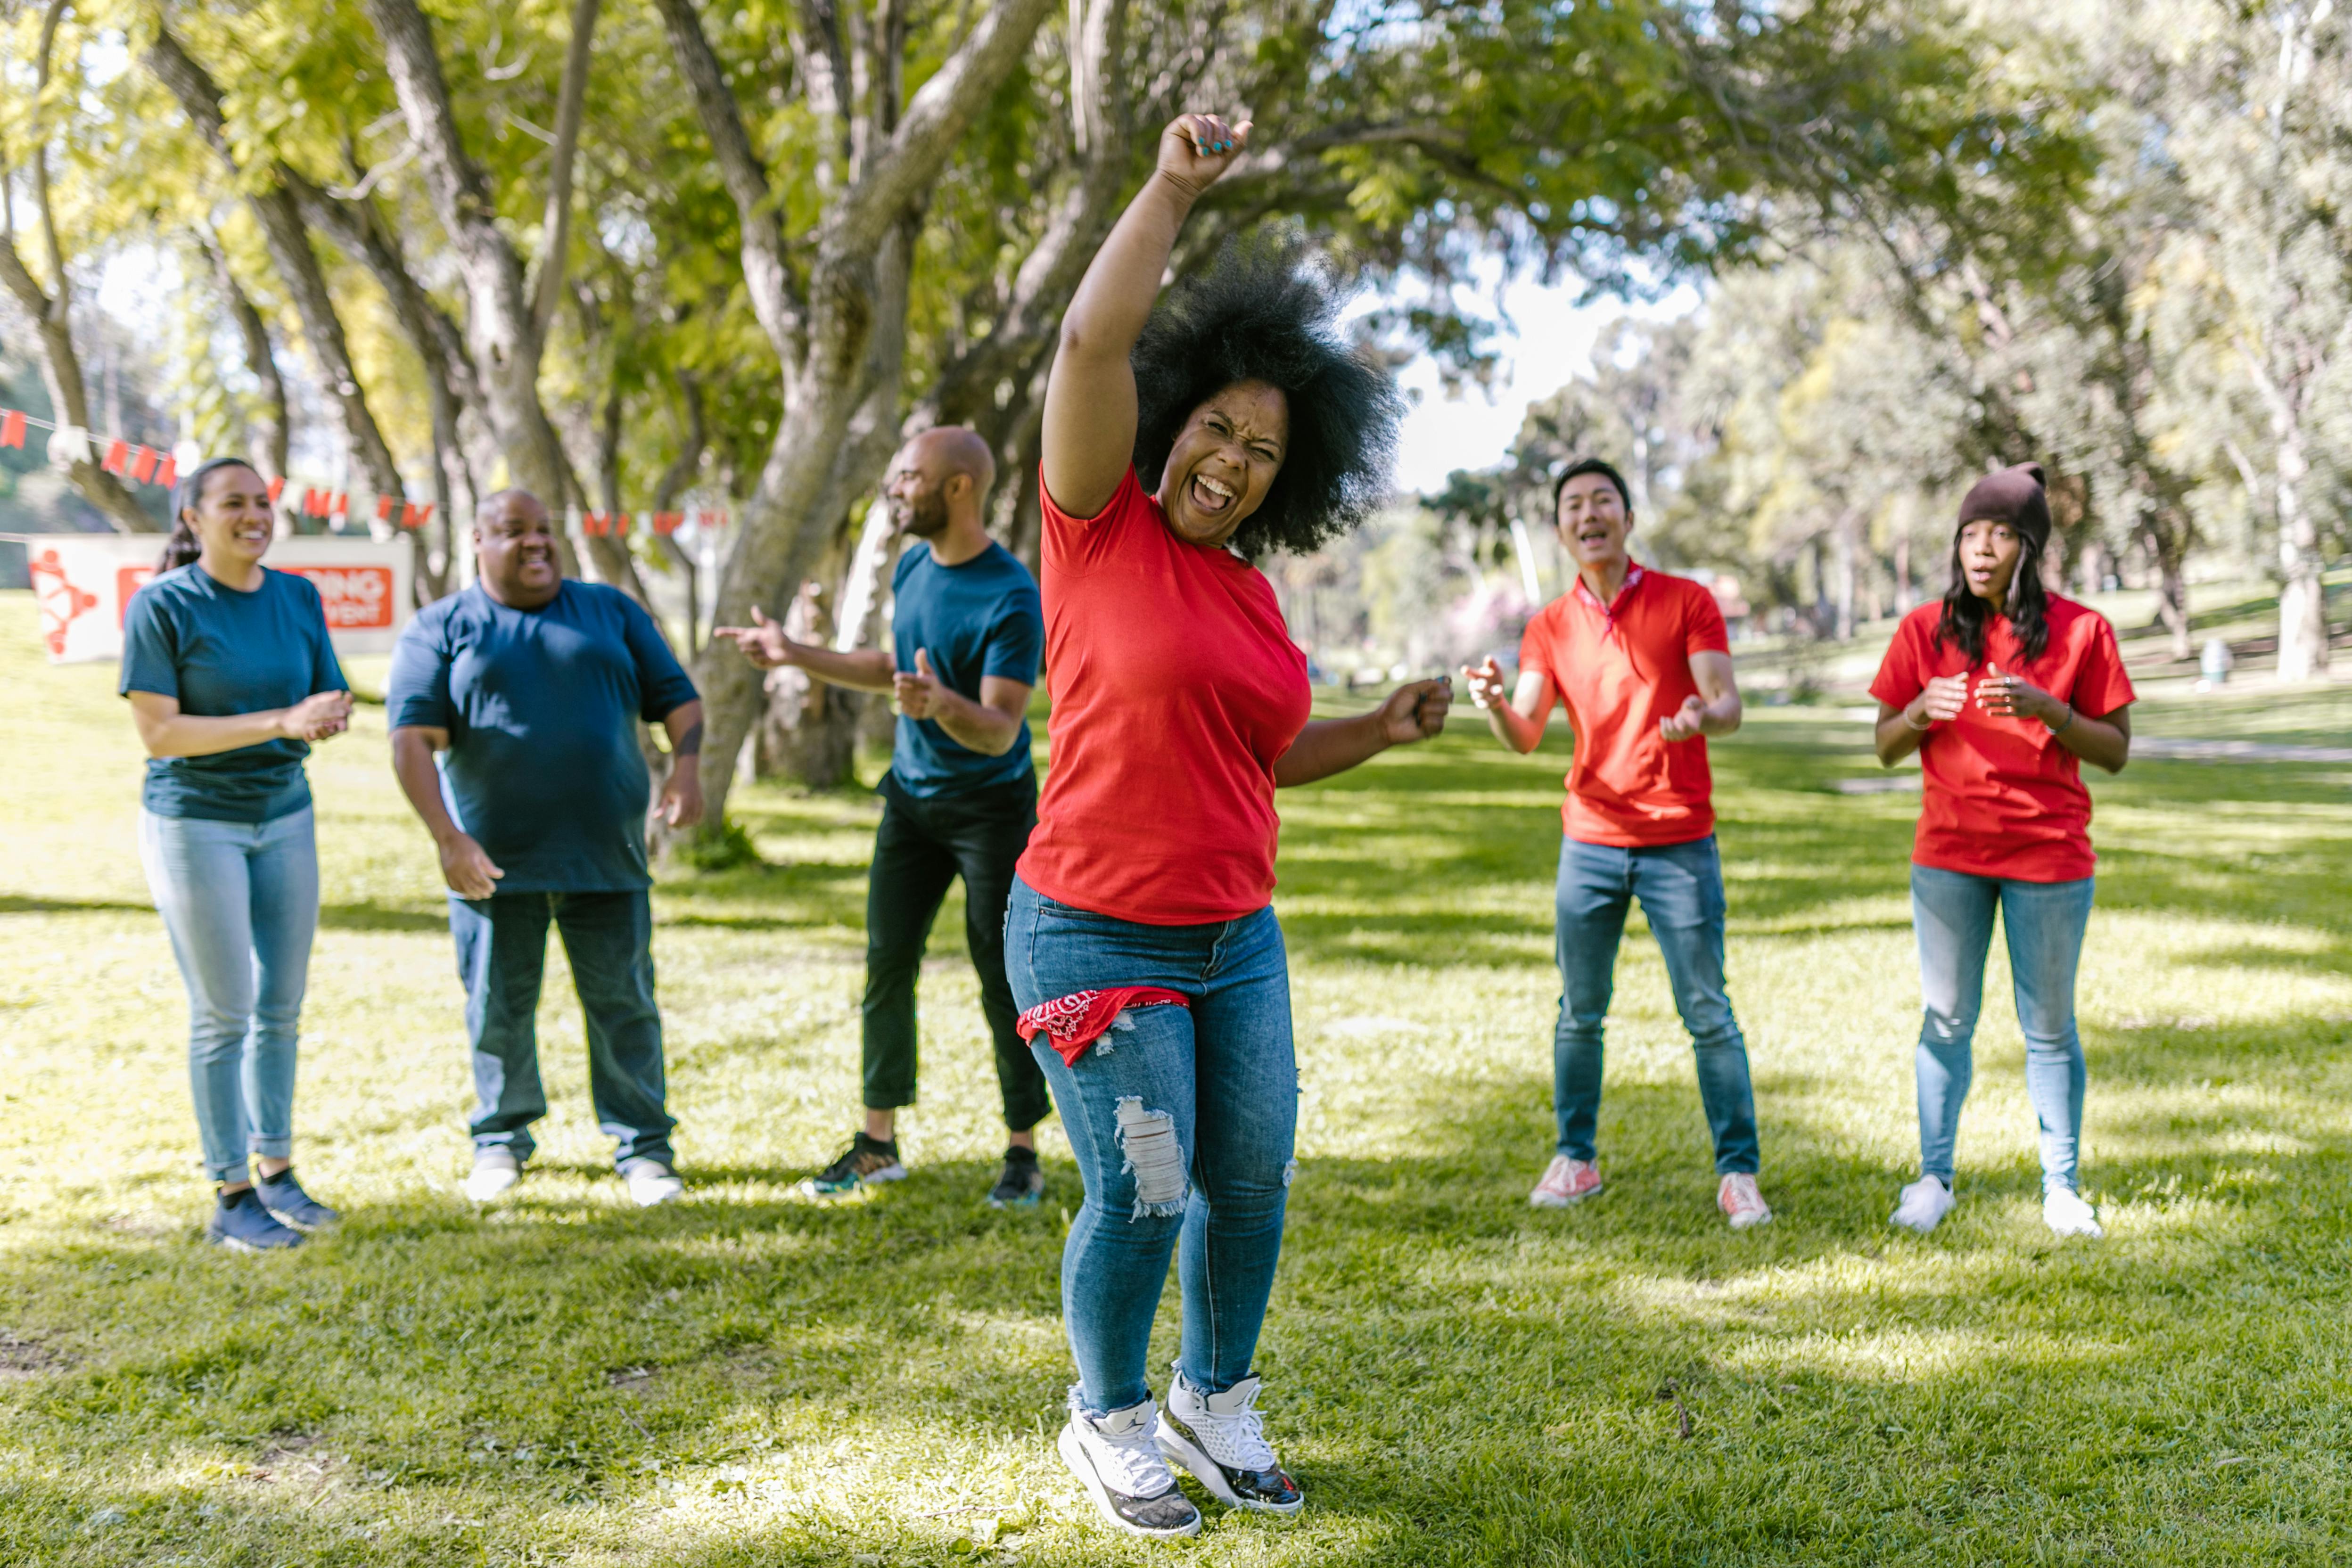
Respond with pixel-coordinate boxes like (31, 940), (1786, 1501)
(1868, 463), (2134, 1240)
(121, 459), (354, 1250)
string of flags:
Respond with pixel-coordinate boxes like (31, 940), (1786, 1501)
(0, 402), (735, 537)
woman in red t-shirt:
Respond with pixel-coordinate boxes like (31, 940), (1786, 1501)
(1869, 464), (2134, 1242)
(1011, 113), (1450, 1538)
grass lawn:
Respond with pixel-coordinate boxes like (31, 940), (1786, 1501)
(2, 586), (2349, 1567)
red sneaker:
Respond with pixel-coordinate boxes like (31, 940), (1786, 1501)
(1530, 1156), (1603, 1207)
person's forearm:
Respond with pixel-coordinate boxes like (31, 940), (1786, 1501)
(2048, 711), (2129, 773)
(391, 736), (465, 843)
(1697, 692), (1742, 738)
(1275, 714), (1388, 788)
(1876, 706), (1930, 767)
(139, 708), (294, 758)
(925, 690), (1023, 757)
(791, 646), (895, 691)
(1059, 174), (1195, 364)
(1485, 702), (1545, 755)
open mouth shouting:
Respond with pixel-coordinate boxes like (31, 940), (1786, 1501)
(1188, 470), (1238, 517)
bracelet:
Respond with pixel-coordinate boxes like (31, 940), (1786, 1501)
(2048, 703), (2076, 736)
(1904, 706), (1933, 731)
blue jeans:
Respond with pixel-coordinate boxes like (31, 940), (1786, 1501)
(1554, 835), (1760, 1174)
(1910, 865), (2095, 1193)
(138, 807), (320, 1184)
(448, 890), (676, 1168)
(1005, 877), (1296, 1414)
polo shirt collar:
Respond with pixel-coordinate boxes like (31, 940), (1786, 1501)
(1573, 563), (1645, 620)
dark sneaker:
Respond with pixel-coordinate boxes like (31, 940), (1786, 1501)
(206, 1188), (304, 1252)
(253, 1168), (339, 1231)
(1158, 1367), (1304, 1515)
(1057, 1391), (1202, 1538)
(806, 1133), (906, 1196)
(986, 1146), (1045, 1208)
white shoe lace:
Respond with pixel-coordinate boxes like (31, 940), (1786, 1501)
(1174, 1378), (1278, 1471)
(1071, 1399), (1178, 1497)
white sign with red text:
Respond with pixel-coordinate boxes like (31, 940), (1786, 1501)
(7, 534), (414, 664)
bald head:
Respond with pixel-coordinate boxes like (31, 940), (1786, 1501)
(477, 488), (547, 530)
(885, 427), (997, 553)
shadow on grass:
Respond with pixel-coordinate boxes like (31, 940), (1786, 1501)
(5, 1031), (2348, 1566)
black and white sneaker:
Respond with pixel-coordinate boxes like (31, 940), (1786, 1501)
(806, 1133), (907, 1197)
(1157, 1366), (1304, 1515)
(1055, 1389), (1203, 1538)
(985, 1146), (1045, 1208)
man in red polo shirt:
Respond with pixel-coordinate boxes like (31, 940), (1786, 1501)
(1463, 458), (1769, 1228)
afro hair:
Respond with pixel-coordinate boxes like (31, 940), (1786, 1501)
(1130, 236), (1402, 558)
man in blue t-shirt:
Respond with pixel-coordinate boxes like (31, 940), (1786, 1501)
(716, 427), (1047, 1208)
(386, 488), (705, 1209)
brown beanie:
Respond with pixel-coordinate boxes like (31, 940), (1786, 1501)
(1957, 462), (2050, 549)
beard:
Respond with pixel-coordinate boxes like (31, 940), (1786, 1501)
(895, 487), (950, 538)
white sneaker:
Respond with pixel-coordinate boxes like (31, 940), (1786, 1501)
(1159, 1366), (1304, 1515)
(1717, 1173), (1773, 1229)
(623, 1159), (685, 1207)
(1890, 1174), (1956, 1234)
(1055, 1391), (1201, 1538)
(463, 1149), (521, 1203)
(2043, 1187), (2104, 1239)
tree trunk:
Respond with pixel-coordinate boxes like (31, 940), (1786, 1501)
(2272, 418), (2329, 681)
(198, 231), (290, 482)
(755, 575), (860, 789)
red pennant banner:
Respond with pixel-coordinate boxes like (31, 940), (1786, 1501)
(128, 446), (158, 484)
(652, 510), (683, 535)
(101, 439), (130, 475)
(302, 488), (325, 517)
(1, 409), (27, 449)
(401, 501), (436, 530)
(377, 495), (396, 522)
(267, 475), (286, 504)
(154, 454), (178, 489)
(613, 512), (631, 536)
(582, 511), (605, 536)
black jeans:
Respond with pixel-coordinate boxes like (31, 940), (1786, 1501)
(449, 888), (676, 1168)
(863, 772), (1048, 1131)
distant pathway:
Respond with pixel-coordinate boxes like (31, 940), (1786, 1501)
(2130, 738), (2352, 763)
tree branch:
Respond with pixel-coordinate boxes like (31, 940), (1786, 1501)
(649, 0), (802, 353)
(530, 0), (603, 339)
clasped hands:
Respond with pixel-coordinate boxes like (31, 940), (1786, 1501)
(1908, 663), (2064, 730)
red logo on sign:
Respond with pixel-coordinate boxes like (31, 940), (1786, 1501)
(116, 565), (156, 627)
(31, 549), (100, 656)
(283, 565), (394, 628)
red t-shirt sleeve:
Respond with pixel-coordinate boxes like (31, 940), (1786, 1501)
(1040, 465), (1143, 575)
(2069, 614), (2136, 716)
(1517, 607), (1554, 689)
(1869, 617), (1926, 708)
(1683, 584), (1730, 656)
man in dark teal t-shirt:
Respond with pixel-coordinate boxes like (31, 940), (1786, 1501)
(715, 427), (1048, 1208)
(387, 488), (704, 1209)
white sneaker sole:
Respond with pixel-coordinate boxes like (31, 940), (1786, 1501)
(1724, 1207), (1773, 1230)
(1530, 1183), (1602, 1208)
(463, 1172), (520, 1203)
(1156, 1421), (1305, 1517)
(1056, 1422), (1201, 1538)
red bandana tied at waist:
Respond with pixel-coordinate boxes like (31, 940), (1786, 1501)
(1015, 986), (1192, 1067)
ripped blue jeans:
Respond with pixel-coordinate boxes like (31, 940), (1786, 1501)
(1006, 877), (1296, 1414)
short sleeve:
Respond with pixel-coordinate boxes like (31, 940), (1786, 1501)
(983, 580), (1045, 683)
(294, 578), (350, 695)
(387, 609), (455, 732)
(1516, 607), (1553, 689)
(1868, 618), (1924, 708)
(1682, 584), (1730, 657)
(1040, 465), (1146, 576)
(119, 585), (181, 699)
(2069, 613), (2136, 717)
(621, 595), (699, 721)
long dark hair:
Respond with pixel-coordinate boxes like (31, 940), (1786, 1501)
(161, 457), (262, 573)
(1935, 522), (2051, 665)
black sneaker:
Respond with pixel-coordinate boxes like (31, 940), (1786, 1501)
(986, 1146), (1045, 1209)
(254, 1167), (340, 1231)
(1157, 1368), (1304, 1515)
(807, 1133), (906, 1196)
(206, 1187), (304, 1252)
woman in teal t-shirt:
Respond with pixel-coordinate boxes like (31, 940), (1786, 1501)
(120, 458), (354, 1252)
